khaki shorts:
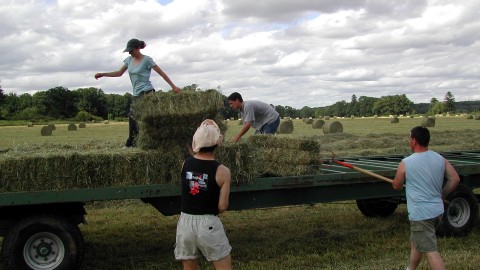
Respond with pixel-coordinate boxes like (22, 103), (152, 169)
(174, 212), (232, 261)
(410, 215), (443, 252)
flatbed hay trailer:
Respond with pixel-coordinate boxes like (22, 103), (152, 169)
(0, 151), (479, 270)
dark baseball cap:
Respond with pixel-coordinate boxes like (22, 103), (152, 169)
(123, 38), (141, 52)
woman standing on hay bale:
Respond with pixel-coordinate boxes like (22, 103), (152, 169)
(175, 119), (232, 270)
(94, 38), (181, 147)
(227, 92), (280, 142)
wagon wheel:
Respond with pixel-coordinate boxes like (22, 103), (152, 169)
(1, 215), (84, 270)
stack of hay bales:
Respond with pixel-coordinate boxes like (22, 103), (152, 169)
(132, 90), (226, 149)
(246, 135), (323, 177)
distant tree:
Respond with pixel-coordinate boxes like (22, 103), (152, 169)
(44, 86), (77, 118)
(346, 94), (358, 116)
(427, 97), (439, 115)
(357, 96), (378, 116)
(299, 106), (315, 118)
(75, 87), (108, 119)
(444, 91), (455, 113)
(32, 91), (47, 116)
(275, 105), (286, 118)
(0, 87), (5, 105)
(372, 94), (414, 116)
(105, 93), (131, 119)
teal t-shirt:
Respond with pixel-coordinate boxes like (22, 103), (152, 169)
(123, 56), (156, 96)
(403, 150), (445, 221)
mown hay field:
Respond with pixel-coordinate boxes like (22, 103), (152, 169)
(0, 116), (479, 269)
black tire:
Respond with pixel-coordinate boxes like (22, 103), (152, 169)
(356, 197), (399, 217)
(1, 215), (84, 270)
(437, 184), (479, 237)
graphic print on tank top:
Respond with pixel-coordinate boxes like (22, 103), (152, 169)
(186, 171), (208, 196)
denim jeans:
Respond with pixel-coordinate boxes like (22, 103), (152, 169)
(256, 116), (280, 134)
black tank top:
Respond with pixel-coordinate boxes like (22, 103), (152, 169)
(181, 157), (221, 215)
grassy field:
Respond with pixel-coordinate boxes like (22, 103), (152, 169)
(0, 117), (479, 269)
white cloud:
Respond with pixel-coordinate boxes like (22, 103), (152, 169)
(1, 0), (479, 109)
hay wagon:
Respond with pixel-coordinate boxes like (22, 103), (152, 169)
(0, 150), (479, 270)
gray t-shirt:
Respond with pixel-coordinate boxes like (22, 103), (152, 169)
(241, 100), (279, 130)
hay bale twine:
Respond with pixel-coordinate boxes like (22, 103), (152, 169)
(421, 117), (436, 127)
(79, 122), (87, 128)
(312, 119), (325, 129)
(323, 121), (343, 134)
(278, 120), (294, 134)
(391, 116), (399, 123)
(68, 123), (77, 131)
(475, 115), (480, 120)
(40, 126), (52, 136)
(48, 124), (56, 130)
(27, 122), (34, 127)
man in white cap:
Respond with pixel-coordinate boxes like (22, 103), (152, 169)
(175, 119), (232, 270)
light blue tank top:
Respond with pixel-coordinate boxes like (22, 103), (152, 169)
(403, 150), (445, 221)
(123, 56), (156, 96)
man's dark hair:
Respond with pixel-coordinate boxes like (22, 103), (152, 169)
(227, 92), (243, 102)
(410, 126), (430, 147)
(198, 145), (218, 153)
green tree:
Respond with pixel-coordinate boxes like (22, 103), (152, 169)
(44, 86), (77, 118)
(32, 91), (47, 116)
(275, 105), (286, 118)
(357, 96), (377, 116)
(444, 91), (455, 113)
(299, 106), (315, 119)
(75, 87), (108, 119)
(105, 93), (131, 119)
(346, 94), (358, 116)
(0, 87), (5, 106)
(372, 94), (414, 116)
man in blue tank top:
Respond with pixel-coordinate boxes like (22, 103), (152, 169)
(392, 126), (460, 270)
(175, 119), (232, 270)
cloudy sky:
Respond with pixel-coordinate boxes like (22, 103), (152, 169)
(1, 0), (479, 108)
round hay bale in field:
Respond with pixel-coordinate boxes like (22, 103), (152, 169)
(79, 122), (87, 128)
(40, 126), (52, 136)
(466, 115), (473, 119)
(421, 117), (435, 127)
(475, 115), (480, 120)
(48, 124), (56, 130)
(324, 116), (330, 120)
(27, 122), (34, 127)
(305, 119), (313, 124)
(68, 123), (77, 131)
(104, 120), (109, 124)
(409, 115), (414, 118)
(278, 120), (294, 134)
(323, 121), (343, 134)
(391, 116), (399, 123)
(312, 119), (325, 129)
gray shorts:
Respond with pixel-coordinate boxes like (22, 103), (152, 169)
(410, 215), (443, 252)
(174, 212), (232, 261)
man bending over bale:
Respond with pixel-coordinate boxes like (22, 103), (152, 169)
(175, 119), (232, 270)
(227, 92), (280, 142)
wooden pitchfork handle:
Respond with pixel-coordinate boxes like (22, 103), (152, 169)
(334, 160), (394, 184)
(334, 160), (450, 204)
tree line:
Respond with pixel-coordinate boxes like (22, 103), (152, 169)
(0, 85), (478, 122)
